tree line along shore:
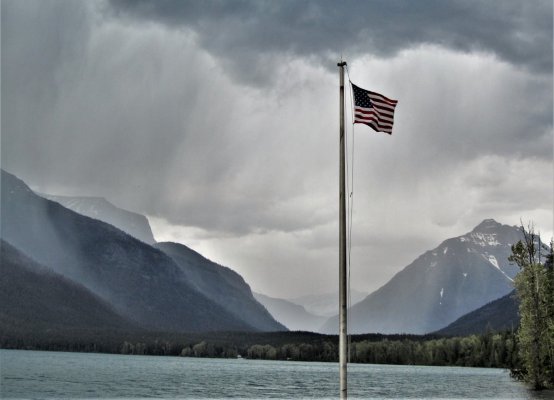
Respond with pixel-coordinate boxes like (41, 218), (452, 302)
(0, 328), (520, 370)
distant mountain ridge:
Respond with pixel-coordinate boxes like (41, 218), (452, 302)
(321, 219), (527, 334)
(0, 169), (283, 333)
(253, 292), (327, 332)
(288, 289), (368, 317)
(40, 194), (156, 245)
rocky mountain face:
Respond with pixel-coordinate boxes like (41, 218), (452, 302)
(41, 194), (156, 245)
(253, 292), (327, 332)
(320, 219), (526, 334)
(155, 242), (285, 331)
(0, 169), (273, 333)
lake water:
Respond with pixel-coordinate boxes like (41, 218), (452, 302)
(1, 349), (550, 399)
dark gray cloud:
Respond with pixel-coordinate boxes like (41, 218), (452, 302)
(1, 0), (552, 297)
(109, 0), (553, 85)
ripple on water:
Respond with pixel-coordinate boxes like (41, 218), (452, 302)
(0, 350), (539, 399)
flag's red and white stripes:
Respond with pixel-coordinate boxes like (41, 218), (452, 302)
(352, 83), (398, 134)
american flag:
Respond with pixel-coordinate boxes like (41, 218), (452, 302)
(351, 83), (398, 134)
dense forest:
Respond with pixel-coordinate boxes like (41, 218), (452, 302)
(0, 326), (520, 370)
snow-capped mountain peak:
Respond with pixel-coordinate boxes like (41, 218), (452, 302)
(320, 219), (533, 335)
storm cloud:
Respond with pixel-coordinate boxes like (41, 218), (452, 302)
(110, 0), (553, 81)
(2, 0), (552, 297)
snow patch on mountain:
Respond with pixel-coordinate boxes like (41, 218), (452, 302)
(482, 253), (514, 282)
(470, 232), (501, 247)
(486, 254), (500, 269)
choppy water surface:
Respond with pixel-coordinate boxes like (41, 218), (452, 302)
(1, 349), (549, 399)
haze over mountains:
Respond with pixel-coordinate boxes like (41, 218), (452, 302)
(253, 289), (368, 332)
(1, 169), (544, 337)
(288, 289), (368, 318)
(321, 219), (530, 334)
(253, 292), (328, 332)
(1, 169), (284, 334)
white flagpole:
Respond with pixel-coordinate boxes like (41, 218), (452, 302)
(337, 60), (348, 400)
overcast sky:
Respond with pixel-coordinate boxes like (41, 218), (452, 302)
(2, 0), (553, 298)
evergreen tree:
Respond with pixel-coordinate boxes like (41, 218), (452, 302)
(509, 227), (553, 389)
(544, 242), (554, 385)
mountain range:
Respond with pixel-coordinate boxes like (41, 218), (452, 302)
(1, 169), (540, 338)
(0, 169), (284, 334)
(320, 219), (527, 334)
